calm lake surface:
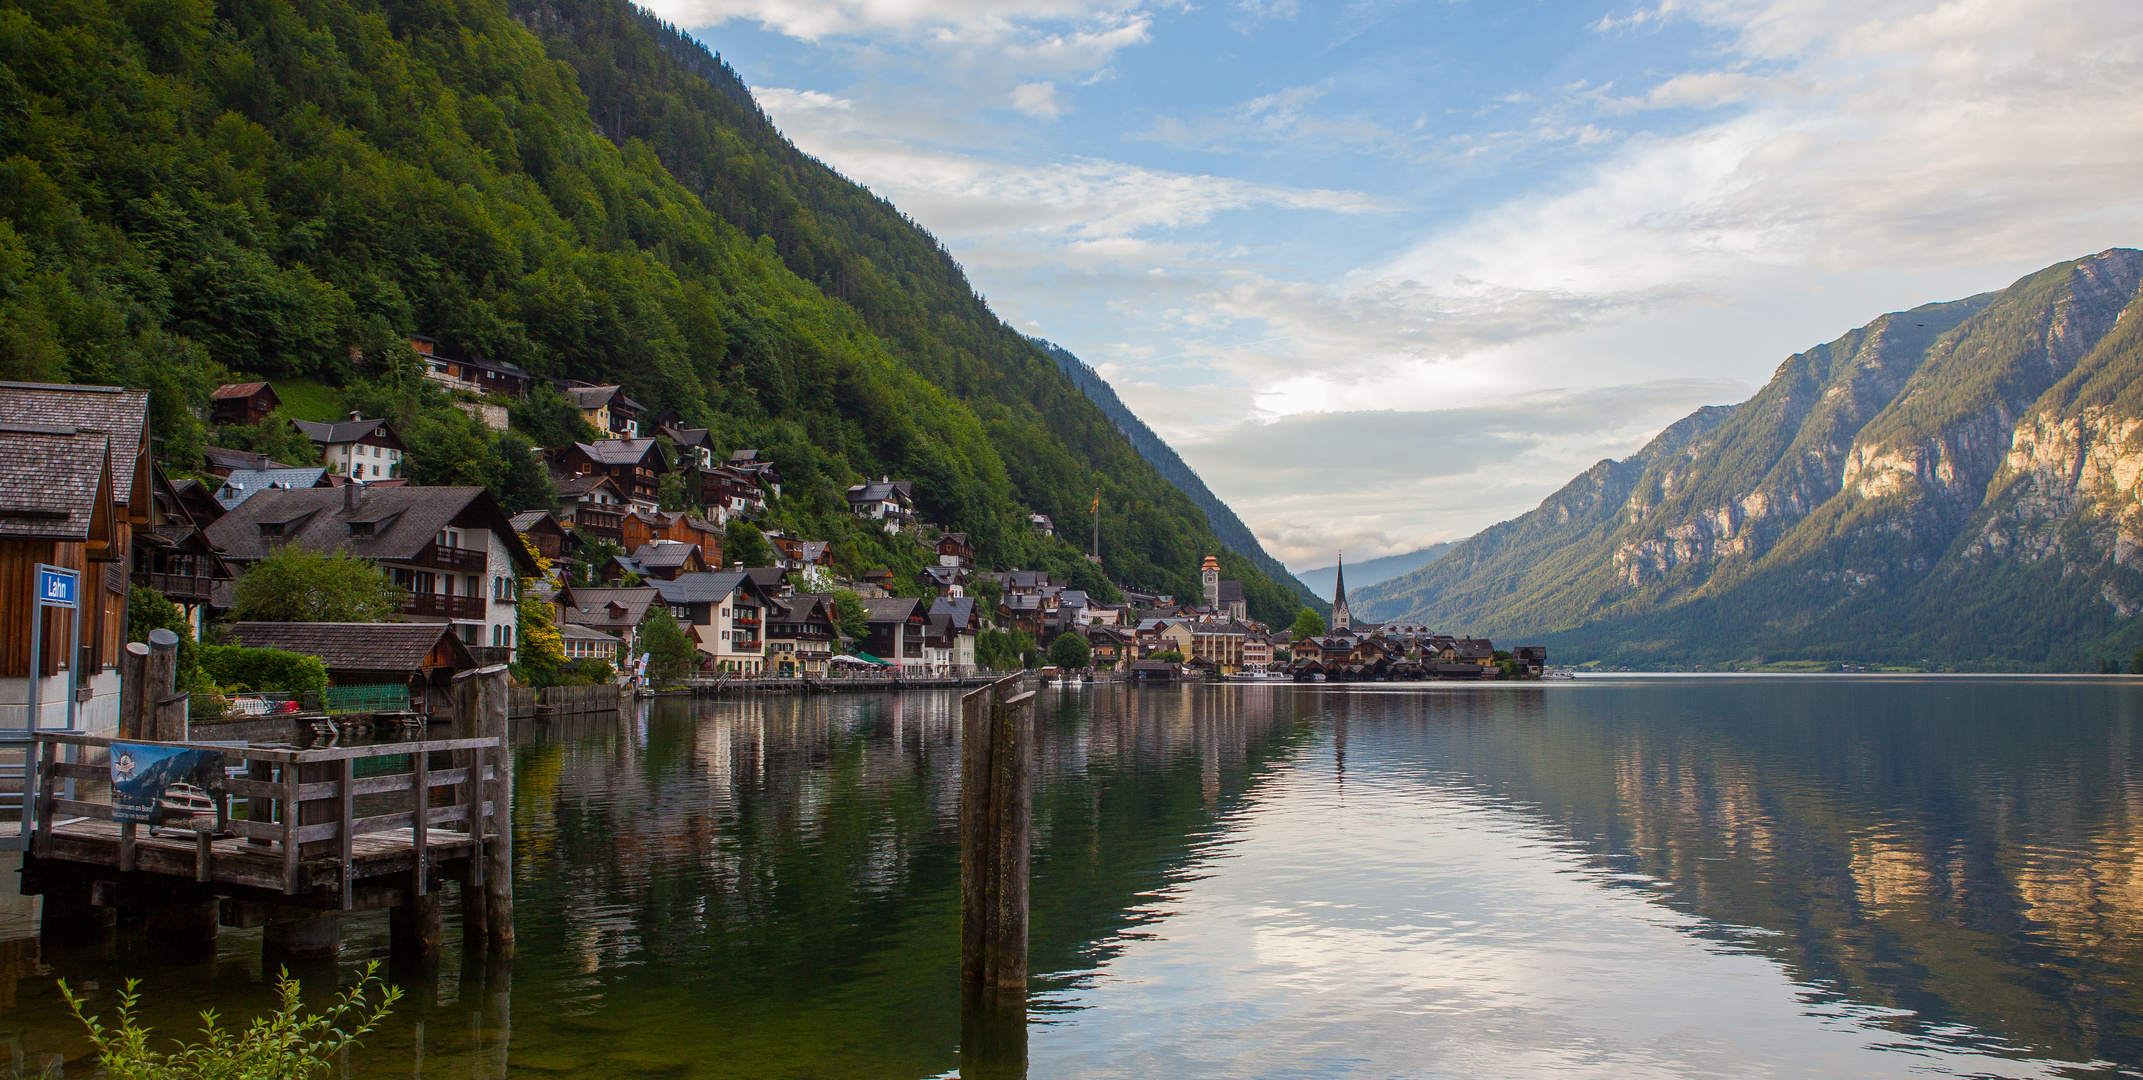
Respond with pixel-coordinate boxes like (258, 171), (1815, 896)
(7, 677), (2143, 1078)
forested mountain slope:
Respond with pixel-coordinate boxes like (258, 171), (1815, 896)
(1036, 339), (1326, 615)
(0, 0), (1302, 623)
(1352, 250), (2143, 669)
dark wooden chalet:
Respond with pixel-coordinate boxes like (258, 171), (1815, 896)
(209, 382), (281, 426)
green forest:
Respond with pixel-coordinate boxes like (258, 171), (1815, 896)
(0, 0), (1303, 623)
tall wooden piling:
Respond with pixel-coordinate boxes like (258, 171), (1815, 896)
(960, 672), (1036, 1000)
(118, 642), (148, 740)
(454, 665), (514, 959)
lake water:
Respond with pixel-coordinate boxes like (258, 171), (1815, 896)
(6, 677), (2143, 1078)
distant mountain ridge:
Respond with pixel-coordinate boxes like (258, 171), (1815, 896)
(1037, 340), (1328, 615)
(1350, 249), (2143, 670)
(1298, 544), (1455, 601)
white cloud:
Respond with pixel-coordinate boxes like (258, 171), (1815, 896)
(1010, 81), (1068, 118)
(757, 87), (1384, 240)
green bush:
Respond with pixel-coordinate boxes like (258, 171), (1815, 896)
(62, 962), (399, 1079)
(126, 587), (198, 689)
(1048, 632), (1091, 670)
(195, 645), (329, 695)
(1150, 651), (1185, 664)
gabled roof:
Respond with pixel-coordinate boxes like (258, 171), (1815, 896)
(230, 621), (476, 675)
(553, 472), (626, 500)
(202, 446), (291, 473)
(212, 381), (275, 400)
(660, 424), (712, 449)
(0, 425), (111, 542)
(204, 485), (536, 575)
(631, 541), (705, 570)
(510, 510), (565, 534)
(215, 467), (329, 508)
(292, 416), (401, 449)
(650, 571), (766, 608)
(930, 596), (977, 624)
(862, 596), (924, 624)
(564, 587), (659, 629)
(1009, 570), (1049, 588)
(1217, 581), (1244, 604)
(0, 382), (149, 508)
(771, 593), (838, 626)
(565, 385), (644, 413)
(571, 439), (664, 467)
(845, 479), (913, 504)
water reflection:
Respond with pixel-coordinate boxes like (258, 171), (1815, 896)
(1, 680), (2140, 1078)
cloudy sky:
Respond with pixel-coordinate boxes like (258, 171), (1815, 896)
(647, 0), (2143, 570)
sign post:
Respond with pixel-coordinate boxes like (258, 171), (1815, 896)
(26, 564), (80, 734)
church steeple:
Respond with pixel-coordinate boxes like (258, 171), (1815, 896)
(1331, 551), (1352, 632)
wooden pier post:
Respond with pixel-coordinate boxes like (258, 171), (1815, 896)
(455, 665), (514, 959)
(959, 672), (1036, 1002)
(118, 642), (149, 740)
(261, 912), (340, 983)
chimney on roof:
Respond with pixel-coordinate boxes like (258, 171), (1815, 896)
(348, 410), (362, 421)
(732, 562), (743, 571)
(344, 479), (363, 512)
(253, 452), (268, 470)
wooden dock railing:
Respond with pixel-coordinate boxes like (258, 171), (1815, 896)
(26, 732), (503, 909)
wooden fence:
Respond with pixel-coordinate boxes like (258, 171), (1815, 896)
(509, 683), (623, 718)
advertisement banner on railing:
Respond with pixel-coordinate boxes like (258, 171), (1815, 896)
(110, 743), (225, 825)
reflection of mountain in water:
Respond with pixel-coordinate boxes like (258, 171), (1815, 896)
(1323, 680), (2143, 1069)
(504, 687), (1313, 1078)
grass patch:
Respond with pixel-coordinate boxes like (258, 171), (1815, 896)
(267, 376), (342, 422)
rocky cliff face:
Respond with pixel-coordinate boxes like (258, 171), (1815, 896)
(1352, 249), (2143, 668)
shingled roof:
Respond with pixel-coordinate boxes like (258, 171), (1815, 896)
(0, 425), (111, 542)
(203, 484), (536, 575)
(230, 621), (477, 676)
(571, 439), (662, 466)
(563, 587), (659, 631)
(215, 466), (328, 508)
(291, 416), (401, 448)
(0, 382), (149, 508)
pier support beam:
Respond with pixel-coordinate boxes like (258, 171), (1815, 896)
(37, 879), (109, 945)
(391, 892), (442, 959)
(145, 900), (220, 945)
(261, 913), (339, 983)
(455, 665), (515, 960)
(959, 673), (1036, 1004)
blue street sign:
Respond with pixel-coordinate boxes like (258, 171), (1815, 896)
(36, 565), (78, 609)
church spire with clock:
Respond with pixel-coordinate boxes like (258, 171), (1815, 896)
(1331, 552), (1352, 633)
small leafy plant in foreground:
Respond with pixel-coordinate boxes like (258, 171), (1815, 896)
(60, 962), (401, 1079)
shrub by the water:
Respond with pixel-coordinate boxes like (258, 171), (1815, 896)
(194, 645), (329, 695)
(61, 963), (400, 1079)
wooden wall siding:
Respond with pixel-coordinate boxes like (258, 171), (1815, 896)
(0, 539), (76, 679)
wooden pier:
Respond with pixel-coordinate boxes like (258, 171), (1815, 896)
(18, 666), (517, 971)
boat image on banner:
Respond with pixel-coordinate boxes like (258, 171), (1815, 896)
(110, 743), (225, 828)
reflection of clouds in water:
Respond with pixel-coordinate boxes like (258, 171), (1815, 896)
(1033, 684), (2099, 1078)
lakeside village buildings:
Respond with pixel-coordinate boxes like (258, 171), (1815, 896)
(1, 356), (1541, 723)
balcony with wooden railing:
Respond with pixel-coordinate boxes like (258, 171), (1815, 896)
(411, 542), (486, 573)
(132, 570), (217, 604)
(405, 592), (486, 620)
